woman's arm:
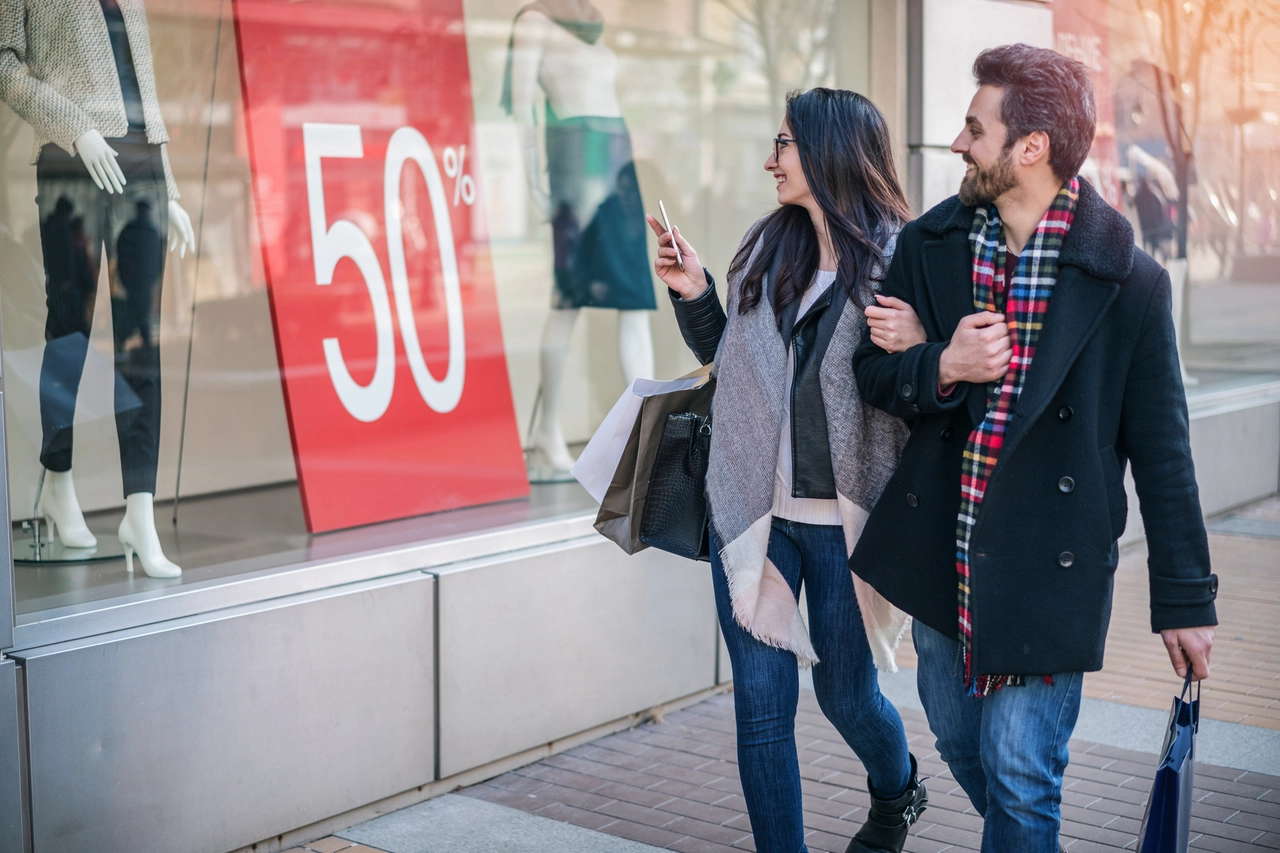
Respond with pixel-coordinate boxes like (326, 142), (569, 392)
(669, 275), (726, 365)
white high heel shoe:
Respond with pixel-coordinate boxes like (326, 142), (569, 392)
(117, 493), (181, 579)
(38, 469), (97, 548)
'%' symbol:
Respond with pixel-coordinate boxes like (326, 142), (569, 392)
(441, 145), (476, 206)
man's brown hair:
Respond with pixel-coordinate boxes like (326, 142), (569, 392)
(973, 43), (1096, 182)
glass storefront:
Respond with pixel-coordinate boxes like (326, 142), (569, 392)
(0, 0), (849, 616)
(3, 0), (1275, 625)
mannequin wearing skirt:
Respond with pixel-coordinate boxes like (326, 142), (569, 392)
(504, 1), (656, 472)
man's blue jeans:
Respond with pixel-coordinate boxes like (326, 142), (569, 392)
(712, 518), (912, 853)
(913, 620), (1083, 852)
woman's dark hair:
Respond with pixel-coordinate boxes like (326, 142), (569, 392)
(972, 43), (1096, 182)
(731, 88), (910, 321)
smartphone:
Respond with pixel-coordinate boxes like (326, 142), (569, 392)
(658, 200), (685, 271)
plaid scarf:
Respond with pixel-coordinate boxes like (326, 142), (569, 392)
(957, 178), (1079, 695)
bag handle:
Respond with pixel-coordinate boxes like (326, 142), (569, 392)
(1179, 668), (1201, 704)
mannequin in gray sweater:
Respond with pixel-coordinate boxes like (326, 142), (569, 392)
(0, 0), (195, 577)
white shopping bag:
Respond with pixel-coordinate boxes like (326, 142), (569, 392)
(572, 365), (712, 503)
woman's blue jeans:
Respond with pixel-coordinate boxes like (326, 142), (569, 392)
(913, 620), (1083, 853)
(711, 518), (912, 853)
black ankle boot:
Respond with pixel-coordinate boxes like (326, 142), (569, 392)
(844, 754), (928, 853)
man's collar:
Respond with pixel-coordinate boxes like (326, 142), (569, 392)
(916, 178), (1134, 282)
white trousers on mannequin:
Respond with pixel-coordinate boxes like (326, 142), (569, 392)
(532, 308), (654, 470)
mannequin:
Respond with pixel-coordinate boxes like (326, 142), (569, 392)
(0, 0), (196, 577)
(503, 0), (656, 472)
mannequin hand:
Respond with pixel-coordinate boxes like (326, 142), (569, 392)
(532, 187), (552, 220)
(866, 295), (927, 353)
(74, 130), (127, 194)
(168, 201), (195, 258)
(645, 215), (707, 300)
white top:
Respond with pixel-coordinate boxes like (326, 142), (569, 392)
(510, 11), (623, 120)
(773, 270), (842, 525)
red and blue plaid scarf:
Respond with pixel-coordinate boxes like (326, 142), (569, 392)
(957, 177), (1079, 695)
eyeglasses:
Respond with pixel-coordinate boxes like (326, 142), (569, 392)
(773, 136), (795, 161)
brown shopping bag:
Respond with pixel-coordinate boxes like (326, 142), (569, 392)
(593, 367), (714, 554)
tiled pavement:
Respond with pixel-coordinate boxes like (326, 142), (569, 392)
(304, 497), (1280, 852)
(1084, 502), (1280, 729)
(460, 692), (1280, 852)
(283, 838), (387, 853)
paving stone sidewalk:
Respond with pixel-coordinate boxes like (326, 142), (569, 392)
(299, 497), (1280, 852)
(461, 692), (1280, 852)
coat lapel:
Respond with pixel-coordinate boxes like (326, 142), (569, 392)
(999, 266), (1119, 456)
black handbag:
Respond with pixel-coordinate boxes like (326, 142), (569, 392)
(638, 407), (712, 561)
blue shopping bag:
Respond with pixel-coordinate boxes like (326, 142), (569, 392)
(1137, 671), (1200, 853)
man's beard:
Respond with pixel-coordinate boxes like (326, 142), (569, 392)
(958, 147), (1017, 206)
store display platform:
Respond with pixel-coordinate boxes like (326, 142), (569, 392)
(10, 480), (598, 649)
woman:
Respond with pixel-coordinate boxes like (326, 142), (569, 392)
(646, 88), (927, 853)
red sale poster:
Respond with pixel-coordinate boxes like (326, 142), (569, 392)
(232, 0), (528, 533)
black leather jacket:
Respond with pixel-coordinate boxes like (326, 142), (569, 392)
(670, 271), (838, 499)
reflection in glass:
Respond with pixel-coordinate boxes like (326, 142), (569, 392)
(503, 0), (656, 474)
(0, 0), (191, 575)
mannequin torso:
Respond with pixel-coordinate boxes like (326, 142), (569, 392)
(516, 12), (621, 120)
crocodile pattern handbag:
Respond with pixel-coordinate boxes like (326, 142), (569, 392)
(639, 411), (712, 561)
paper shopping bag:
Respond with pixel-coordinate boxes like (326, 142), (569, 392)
(1137, 672), (1200, 853)
(573, 365), (712, 503)
(593, 370), (714, 554)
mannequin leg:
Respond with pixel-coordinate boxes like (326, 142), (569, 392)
(106, 151), (167, 500)
(35, 146), (105, 482)
(118, 492), (180, 578)
(532, 308), (580, 471)
(617, 310), (655, 383)
(38, 468), (97, 548)
(105, 141), (178, 578)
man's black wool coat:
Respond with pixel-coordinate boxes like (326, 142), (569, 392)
(852, 180), (1218, 676)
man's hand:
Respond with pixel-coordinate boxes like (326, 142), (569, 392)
(938, 312), (1011, 386)
(866, 294), (927, 353)
(1161, 625), (1215, 681)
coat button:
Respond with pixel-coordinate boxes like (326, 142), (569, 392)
(1058, 551), (1075, 568)
(1209, 577), (1219, 594)
(910, 404), (921, 413)
(901, 383), (913, 397)
(1058, 406), (1073, 422)
(1058, 476), (1075, 493)
(941, 428), (954, 441)
(906, 493), (919, 507)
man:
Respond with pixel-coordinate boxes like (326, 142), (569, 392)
(852, 44), (1217, 852)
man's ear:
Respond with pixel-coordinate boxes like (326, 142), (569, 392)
(1017, 130), (1051, 169)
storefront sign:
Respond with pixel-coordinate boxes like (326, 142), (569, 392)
(232, 0), (528, 533)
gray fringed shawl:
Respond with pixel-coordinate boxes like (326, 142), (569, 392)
(708, 227), (911, 669)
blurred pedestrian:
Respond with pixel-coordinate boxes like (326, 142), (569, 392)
(647, 87), (928, 853)
(852, 44), (1218, 852)
(1134, 175), (1172, 260)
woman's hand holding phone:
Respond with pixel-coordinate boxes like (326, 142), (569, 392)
(646, 214), (707, 300)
